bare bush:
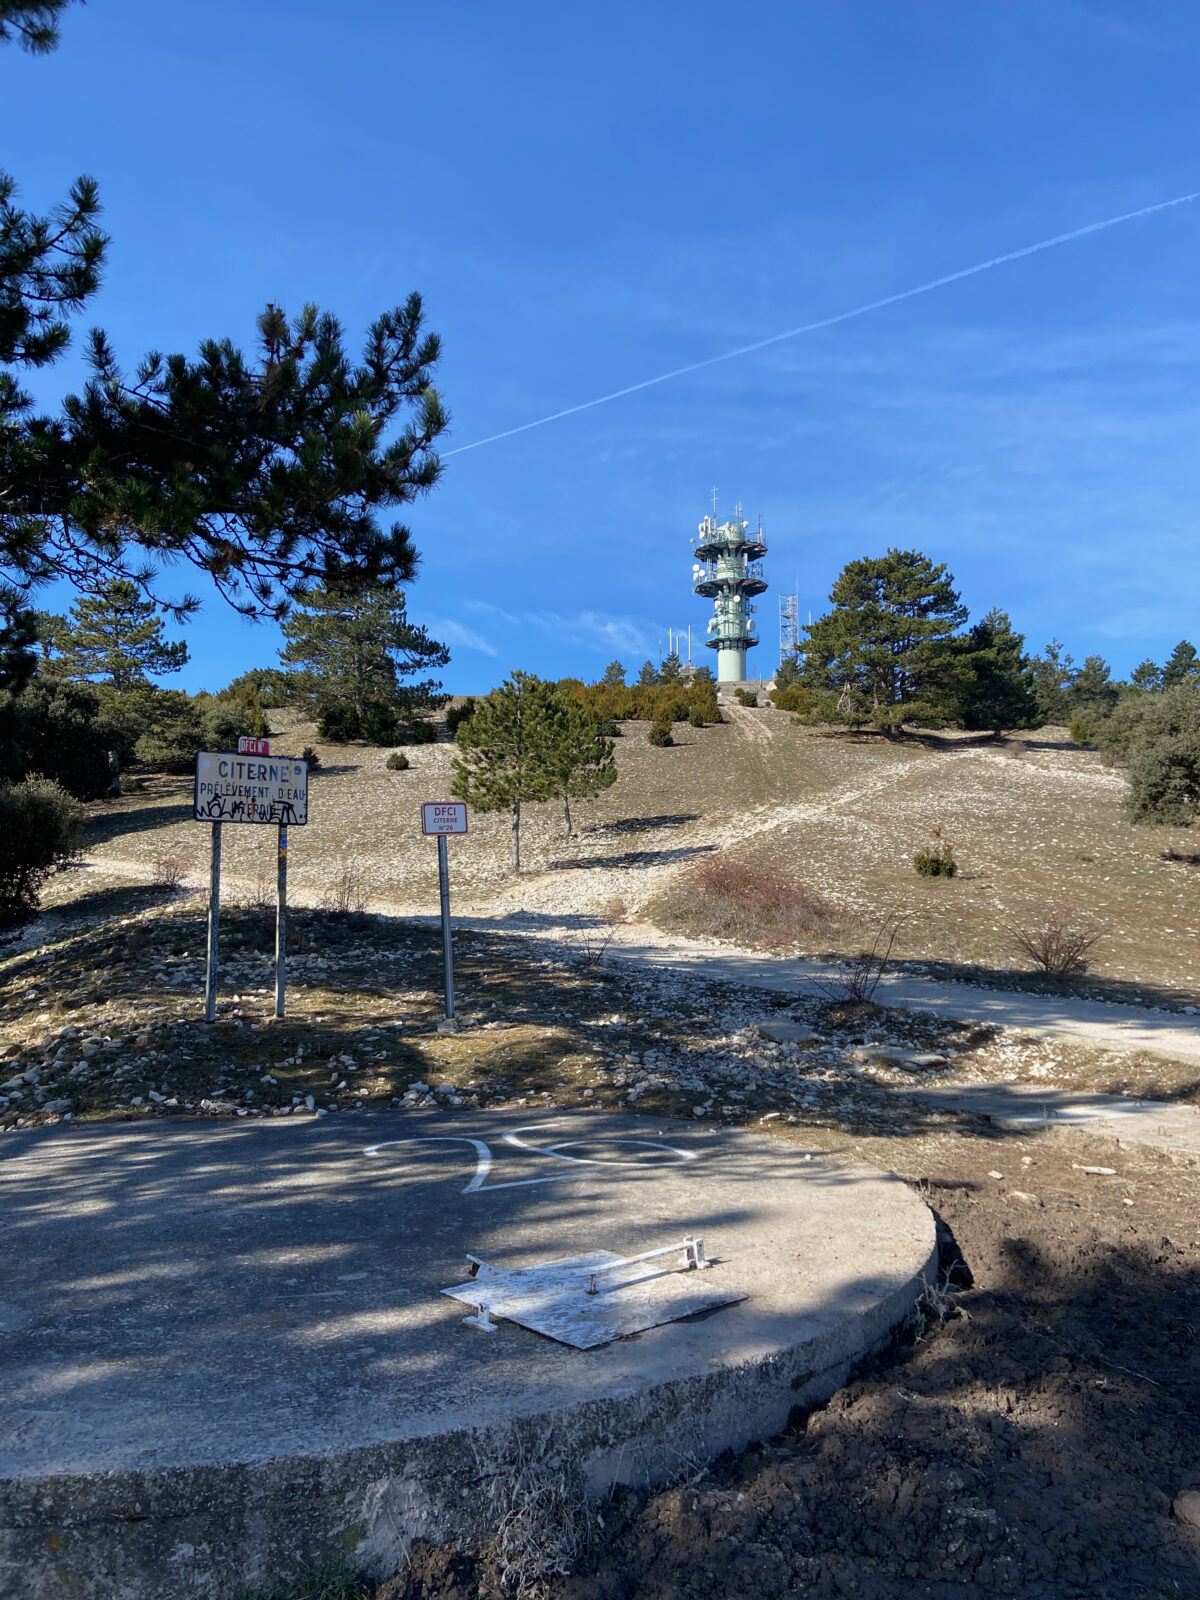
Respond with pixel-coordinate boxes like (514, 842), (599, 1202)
(1006, 907), (1106, 977)
(812, 917), (903, 1005)
(151, 853), (187, 891)
(321, 862), (369, 918)
(658, 855), (842, 950)
(572, 896), (629, 969)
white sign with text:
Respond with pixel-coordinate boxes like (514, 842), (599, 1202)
(422, 801), (468, 835)
(194, 752), (308, 826)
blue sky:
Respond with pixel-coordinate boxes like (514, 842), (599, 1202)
(9, 0), (1200, 691)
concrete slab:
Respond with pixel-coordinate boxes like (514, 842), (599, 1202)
(0, 1111), (934, 1599)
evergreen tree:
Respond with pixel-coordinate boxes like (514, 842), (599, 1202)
(280, 583), (447, 743)
(1067, 654), (1119, 718)
(1162, 640), (1200, 689)
(801, 549), (967, 733)
(659, 650), (683, 683)
(45, 578), (188, 690)
(2, 15), (447, 619)
(0, 587), (37, 691)
(599, 660), (626, 687)
(953, 609), (1037, 734)
(0, 3), (80, 52)
(550, 700), (617, 835)
(1028, 640), (1075, 725)
(1131, 658), (1164, 693)
(774, 655), (802, 691)
(451, 672), (562, 871)
(637, 660), (662, 687)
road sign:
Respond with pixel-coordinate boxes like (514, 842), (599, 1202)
(422, 801), (468, 835)
(238, 735), (270, 756)
(194, 752), (308, 826)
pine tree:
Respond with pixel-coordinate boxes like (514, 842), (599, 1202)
(1162, 640), (1200, 689)
(637, 660), (662, 686)
(659, 650), (683, 683)
(599, 660), (626, 687)
(1029, 640), (1075, 725)
(1131, 658), (1164, 693)
(2, 14), (447, 620)
(46, 579), (187, 690)
(451, 672), (562, 871)
(550, 700), (617, 835)
(774, 655), (802, 691)
(953, 609), (1037, 734)
(801, 549), (967, 733)
(1067, 654), (1119, 718)
(280, 583), (447, 743)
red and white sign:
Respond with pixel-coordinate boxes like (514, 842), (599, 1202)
(237, 736), (270, 756)
(422, 801), (468, 836)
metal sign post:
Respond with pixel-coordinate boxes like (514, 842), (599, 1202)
(421, 802), (469, 1032)
(194, 747), (308, 1023)
(275, 824), (287, 1019)
(205, 822), (222, 1024)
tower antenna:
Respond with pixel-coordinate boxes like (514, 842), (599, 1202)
(691, 503), (767, 686)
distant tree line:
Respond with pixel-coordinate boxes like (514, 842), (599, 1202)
(771, 547), (1200, 825)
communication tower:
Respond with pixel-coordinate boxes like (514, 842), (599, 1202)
(779, 592), (800, 668)
(691, 505), (767, 683)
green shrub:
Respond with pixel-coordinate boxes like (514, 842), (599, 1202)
(359, 703), (400, 745)
(402, 718), (437, 745)
(301, 745), (321, 769)
(385, 751), (410, 771)
(688, 706), (706, 728)
(1069, 717), (1093, 746)
(648, 720), (674, 747)
(317, 701), (361, 742)
(1126, 733), (1200, 826)
(131, 691), (206, 773)
(734, 688), (758, 707)
(0, 778), (84, 927)
(0, 679), (116, 799)
(446, 697), (477, 737)
(201, 696), (270, 748)
(1095, 683), (1200, 825)
(914, 826), (958, 878)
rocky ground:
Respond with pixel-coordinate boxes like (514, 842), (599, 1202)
(4, 890), (1197, 1136)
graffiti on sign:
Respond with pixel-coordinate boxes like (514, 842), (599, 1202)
(193, 752), (309, 826)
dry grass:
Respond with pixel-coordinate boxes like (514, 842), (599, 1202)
(320, 862), (370, 918)
(657, 855), (844, 950)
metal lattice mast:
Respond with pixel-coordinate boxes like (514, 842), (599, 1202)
(779, 592), (800, 668)
(691, 504), (767, 683)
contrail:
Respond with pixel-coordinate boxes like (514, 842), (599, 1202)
(442, 191), (1200, 458)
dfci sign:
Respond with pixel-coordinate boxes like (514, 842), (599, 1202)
(422, 801), (468, 835)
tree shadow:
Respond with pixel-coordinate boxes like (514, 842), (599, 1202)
(586, 814), (700, 837)
(85, 800), (194, 845)
(894, 954), (1197, 1014)
(545, 844), (717, 873)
